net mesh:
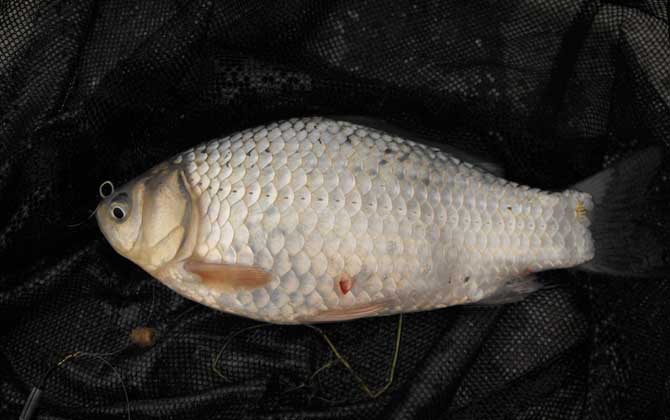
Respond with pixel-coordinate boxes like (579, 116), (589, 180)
(1, 1), (669, 419)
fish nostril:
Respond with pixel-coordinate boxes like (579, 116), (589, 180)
(113, 192), (129, 201)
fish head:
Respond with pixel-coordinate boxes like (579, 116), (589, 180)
(96, 164), (198, 275)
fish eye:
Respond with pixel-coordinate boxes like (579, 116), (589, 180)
(111, 205), (126, 221)
(108, 192), (130, 222)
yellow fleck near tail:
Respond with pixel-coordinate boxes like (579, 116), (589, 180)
(575, 200), (587, 219)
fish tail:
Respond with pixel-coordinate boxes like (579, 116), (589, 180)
(573, 146), (669, 277)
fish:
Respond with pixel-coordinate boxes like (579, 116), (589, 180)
(96, 117), (667, 324)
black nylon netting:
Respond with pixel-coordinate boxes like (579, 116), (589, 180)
(1, 1), (670, 419)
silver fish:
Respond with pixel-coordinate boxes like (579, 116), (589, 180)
(96, 117), (664, 323)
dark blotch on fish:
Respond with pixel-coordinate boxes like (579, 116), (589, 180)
(423, 178), (430, 186)
(398, 153), (409, 162)
(387, 240), (397, 253)
(464, 276), (470, 283)
(380, 159), (388, 166)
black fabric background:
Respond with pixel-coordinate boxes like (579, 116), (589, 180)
(1, 1), (670, 419)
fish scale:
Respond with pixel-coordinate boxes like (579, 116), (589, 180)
(154, 117), (595, 323)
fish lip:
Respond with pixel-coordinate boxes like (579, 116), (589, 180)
(95, 198), (110, 240)
(95, 194), (124, 254)
(96, 199), (129, 259)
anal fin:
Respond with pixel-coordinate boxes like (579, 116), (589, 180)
(474, 275), (543, 305)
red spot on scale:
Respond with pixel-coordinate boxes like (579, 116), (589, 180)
(339, 274), (354, 294)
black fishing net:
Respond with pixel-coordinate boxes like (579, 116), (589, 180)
(1, 1), (669, 419)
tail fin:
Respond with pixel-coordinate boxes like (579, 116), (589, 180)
(574, 147), (669, 277)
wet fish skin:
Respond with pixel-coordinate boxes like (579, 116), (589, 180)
(96, 117), (594, 324)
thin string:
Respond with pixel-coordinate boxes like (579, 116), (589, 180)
(212, 314), (404, 399)
(39, 344), (132, 420)
(66, 180), (113, 228)
(65, 206), (99, 228)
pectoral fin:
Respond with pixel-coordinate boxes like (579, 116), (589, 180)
(184, 260), (272, 292)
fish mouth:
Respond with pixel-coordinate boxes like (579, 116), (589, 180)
(95, 178), (146, 258)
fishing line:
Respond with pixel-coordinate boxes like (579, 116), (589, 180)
(21, 345), (132, 420)
(212, 314), (404, 400)
(65, 180), (114, 228)
(130, 281), (160, 347)
(20, 278), (161, 419)
(130, 302), (205, 349)
(145, 282), (157, 323)
(304, 314), (403, 399)
(65, 206), (98, 228)
(211, 323), (273, 381)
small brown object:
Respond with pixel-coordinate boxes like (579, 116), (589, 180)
(130, 326), (157, 348)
